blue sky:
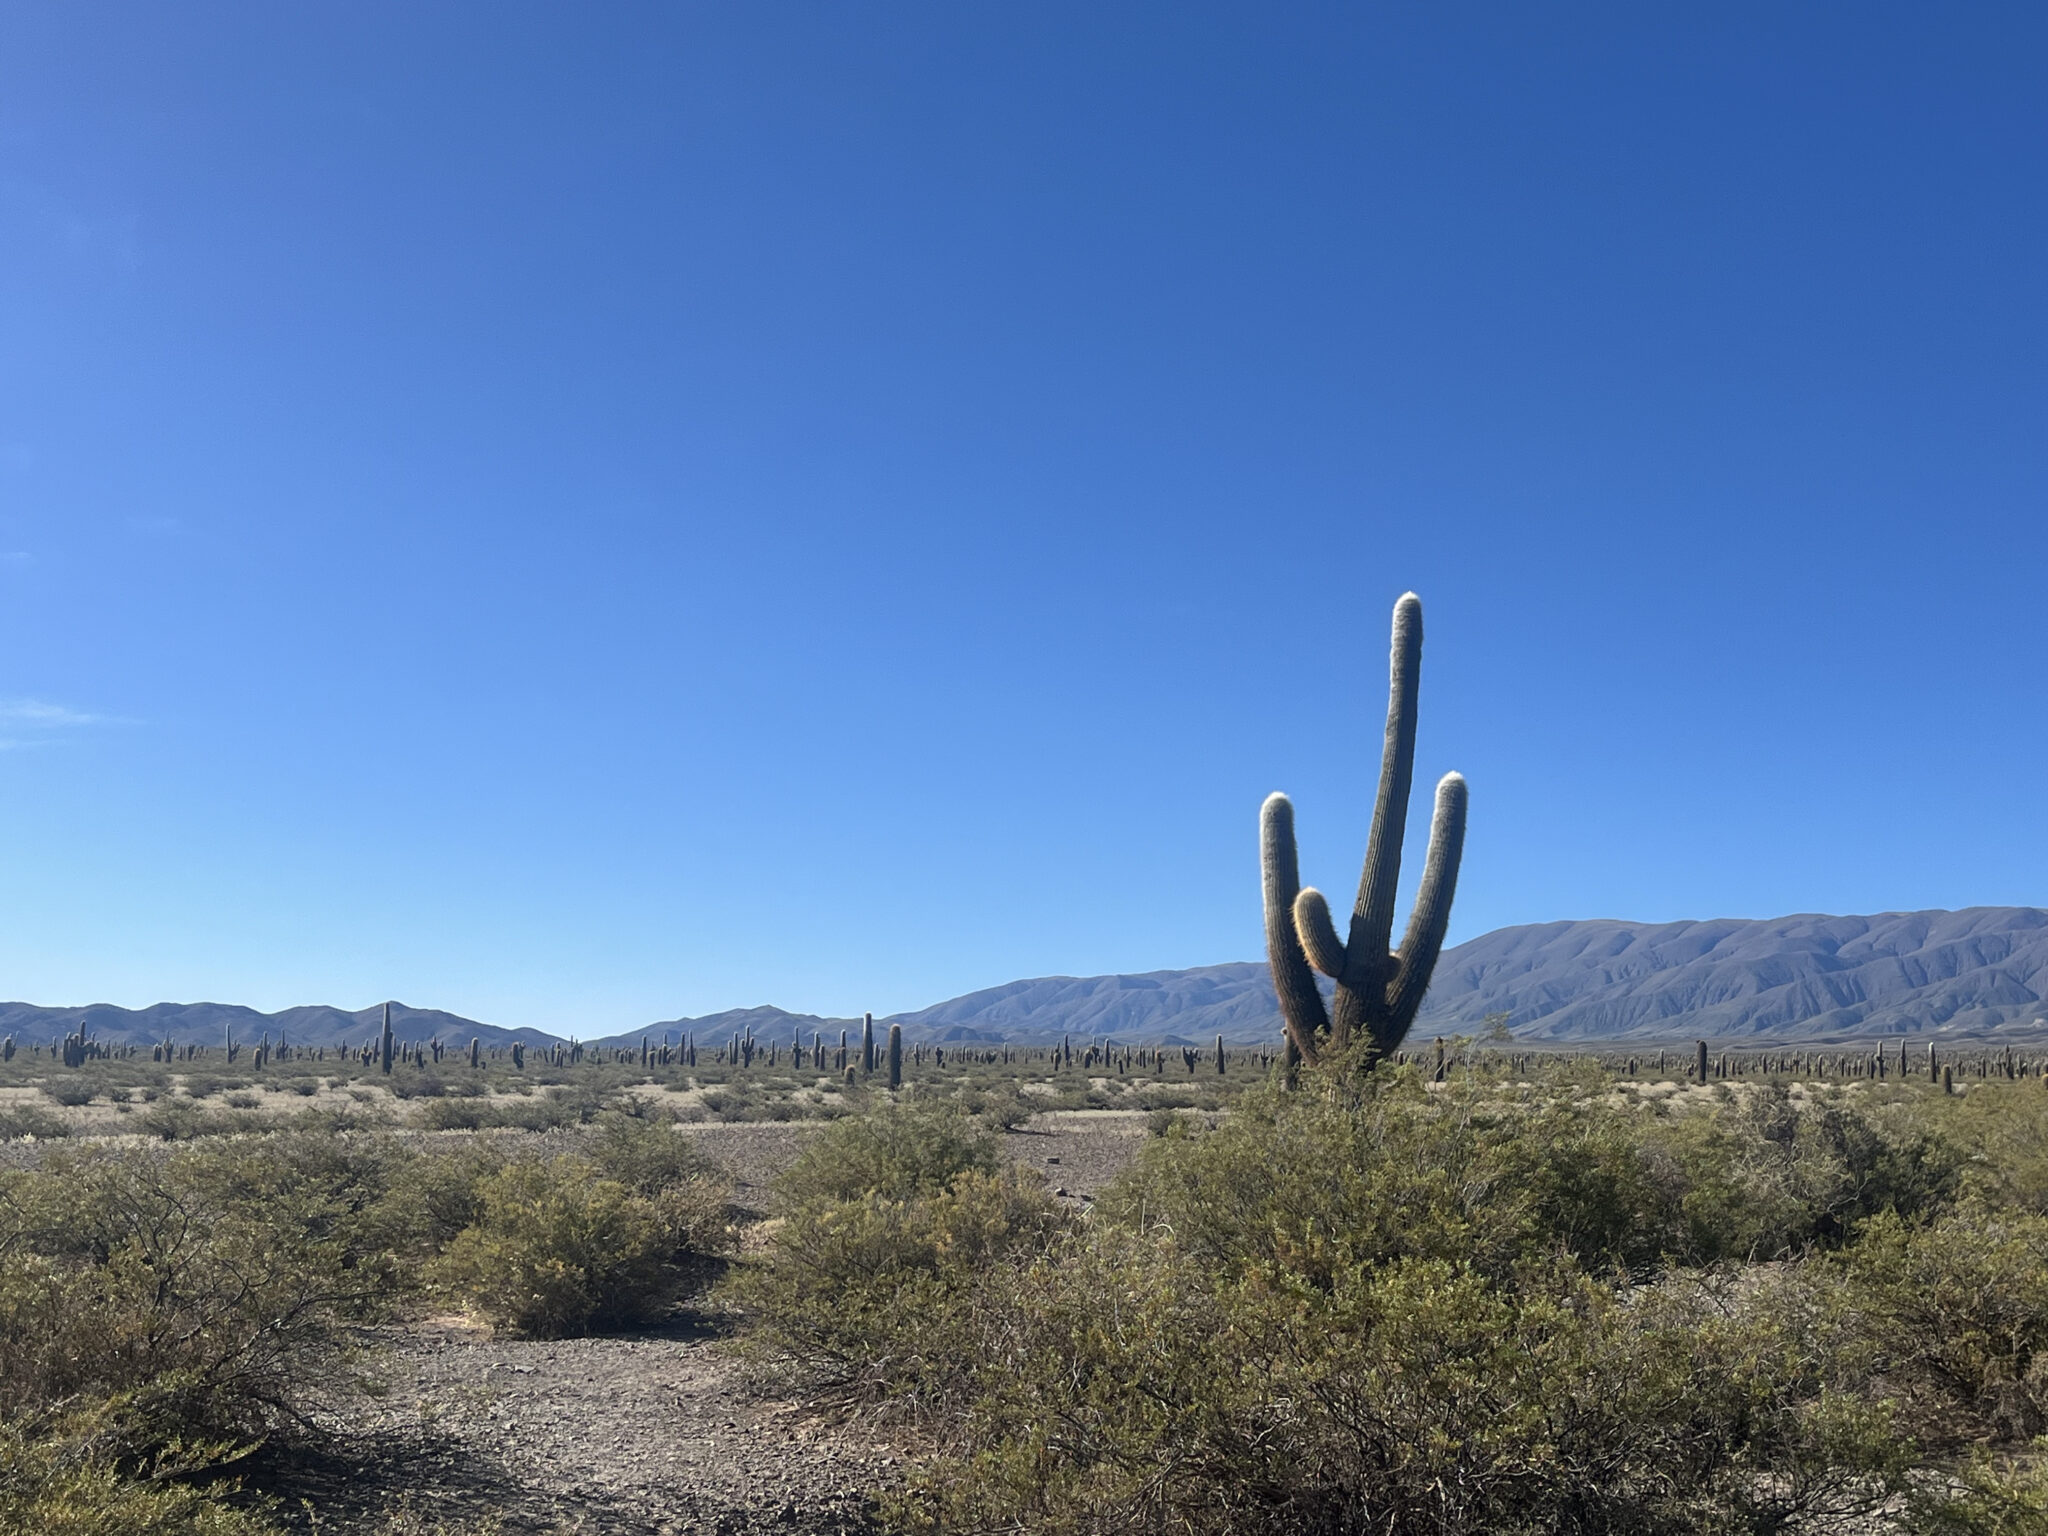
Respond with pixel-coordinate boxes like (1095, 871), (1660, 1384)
(1, 3), (2043, 1031)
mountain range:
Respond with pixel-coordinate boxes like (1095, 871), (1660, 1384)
(0, 1000), (554, 1053)
(8, 907), (2047, 1053)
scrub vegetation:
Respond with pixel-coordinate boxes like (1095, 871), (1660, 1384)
(0, 1101), (733, 1533)
(730, 1053), (2048, 1536)
(7, 1045), (2048, 1532)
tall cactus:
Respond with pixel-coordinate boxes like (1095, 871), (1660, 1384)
(1262, 592), (1467, 1067)
(380, 1003), (395, 1075)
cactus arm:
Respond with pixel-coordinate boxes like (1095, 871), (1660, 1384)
(1383, 772), (1468, 1045)
(1332, 593), (1423, 1045)
(1292, 888), (1348, 980)
(1260, 793), (1330, 1066)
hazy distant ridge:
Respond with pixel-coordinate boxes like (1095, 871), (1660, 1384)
(11, 908), (2048, 1052)
(0, 1000), (554, 1052)
(1416, 907), (2048, 1041)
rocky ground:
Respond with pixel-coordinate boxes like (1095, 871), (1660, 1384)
(255, 1312), (886, 1536)
(244, 1112), (1156, 1535)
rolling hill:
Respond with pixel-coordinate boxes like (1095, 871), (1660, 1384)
(13, 907), (2048, 1055)
(616, 908), (2048, 1048)
(1416, 907), (2048, 1042)
(0, 1000), (553, 1053)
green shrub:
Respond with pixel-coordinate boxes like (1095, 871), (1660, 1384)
(434, 1153), (731, 1337)
(41, 1080), (97, 1107)
(948, 1083), (1038, 1130)
(134, 1098), (222, 1141)
(1908, 1440), (2048, 1535)
(414, 1098), (495, 1131)
(415, 1088), (607, 1132)
(737, 1062), (2015, 1533)
(0, 1422), (278, 1535)
(1826, 1205), (2048, 1449)
(1648, 1088), (1960, 1261)
(584, 1111), (712, 1193)
(0, 1102), (72, 1139)
(0, 1139), (397, 1460)
(894, 1242), (1904, 1536)
(729, 1165), (1070, 1408)
(1101, 1063), (1681, 1285)
(776, 1099), (999, 1211)
(1928, 1084), (2048, 1218)
(179, 1077), (247, 1100)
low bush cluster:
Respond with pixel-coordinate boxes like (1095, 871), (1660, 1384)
(0, 1111), (734, 1528)
(732, 1055), (2048, 1534)
(727, 1101), (1069, 1410)
(433, 1115), (733, 1336)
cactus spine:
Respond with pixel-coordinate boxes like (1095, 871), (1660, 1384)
(1262, 592), (1467, 1068)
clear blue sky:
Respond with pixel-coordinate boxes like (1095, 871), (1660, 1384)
(2, 3), (2043, 1032)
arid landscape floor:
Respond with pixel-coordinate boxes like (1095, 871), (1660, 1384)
(245, 1112), (1155, 1535)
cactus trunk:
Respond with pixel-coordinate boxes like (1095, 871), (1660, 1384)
(1263, 594), (1467, 1068)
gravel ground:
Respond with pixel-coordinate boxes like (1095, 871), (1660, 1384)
(237, 1112), (1154, 1534)
(675, 1121), (828, 1215)
(1001, 1110), (1159, 1203)
(253, 1314), (889, 1536)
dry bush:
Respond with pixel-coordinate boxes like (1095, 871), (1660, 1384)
(0, 1419), (278, 1535)
(735, 1056), (2040, 1534)
(433, 1124), (733, 1337)
(0, 1137), (404, 1464)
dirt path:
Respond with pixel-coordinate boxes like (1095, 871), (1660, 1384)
(263, 1315), (888, 1535)
(249, 1112), (1155, 1533)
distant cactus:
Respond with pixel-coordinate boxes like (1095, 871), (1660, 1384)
(469, 1037), (482, 1069)
(380, 1004), (395, 1075)
(887, 1023), (903, 1090)
(862, 1013), (875, 1076)
(1262, 593), (1467, 1068)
